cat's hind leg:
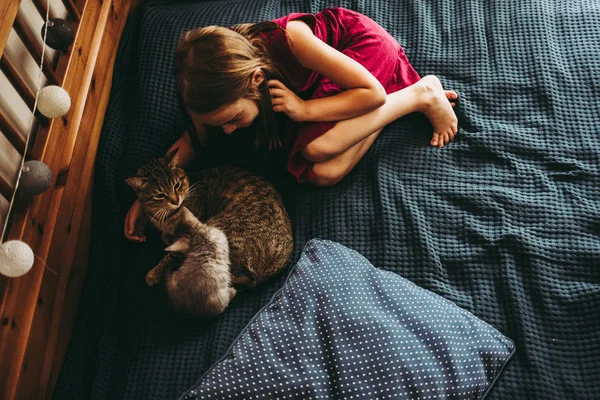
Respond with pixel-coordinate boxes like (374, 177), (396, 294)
(147, 252), (183, 286)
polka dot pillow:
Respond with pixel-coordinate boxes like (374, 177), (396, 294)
(180, 239), (515, 400)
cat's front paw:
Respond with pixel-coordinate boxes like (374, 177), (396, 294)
(146, 269), (162, 286)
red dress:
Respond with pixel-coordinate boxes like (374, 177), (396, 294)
(261, 8), (421, 183)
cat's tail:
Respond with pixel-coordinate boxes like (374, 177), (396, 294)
(166, 273), (236, 317)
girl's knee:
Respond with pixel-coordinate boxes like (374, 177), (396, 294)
(302, 137), (337, 163)
(310, 164), (345, 187)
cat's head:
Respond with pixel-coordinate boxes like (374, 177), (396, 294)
(125, 148), (190, 227)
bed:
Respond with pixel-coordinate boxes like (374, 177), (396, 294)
(0, 1), (135, 399)
(2, 0), (599, 399)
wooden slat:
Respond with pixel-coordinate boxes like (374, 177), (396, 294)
(0, 0), (133, 398)
(0, 55), (50, 124)
(0, 56), (35, 108)
(31, 0), (58, 21)
(43, 172), (93, 399)
(0, 113), (35, 160)
(0, 175), (12, 201)
(0, 0), (20, 59)
(62, 0), (81, 22)
(73, 0), (87, 14)
(0, 113), (26, 156)
(13, 11), (59, 85)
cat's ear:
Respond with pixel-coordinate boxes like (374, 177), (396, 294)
(165, 148), (180, 168)
(125, 177), (147, 191)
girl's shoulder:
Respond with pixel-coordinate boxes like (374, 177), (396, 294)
(271, 7), (373, 37)
(271, 12), (315, 31)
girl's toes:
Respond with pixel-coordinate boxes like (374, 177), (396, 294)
(438, 134), (446, 147)
(446, 90), (458, 100)
(431, 132), (440, 147)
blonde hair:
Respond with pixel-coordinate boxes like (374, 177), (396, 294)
(174, 22), (288, 150)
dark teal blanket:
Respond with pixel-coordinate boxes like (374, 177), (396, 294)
(54, 0), (600, 399)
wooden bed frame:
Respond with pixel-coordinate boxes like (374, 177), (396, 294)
(0, 1), (140, 398)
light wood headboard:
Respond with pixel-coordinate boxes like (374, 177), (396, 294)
(0, 1), (137, 398)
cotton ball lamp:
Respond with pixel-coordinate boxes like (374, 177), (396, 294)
(42, 18), (75, 52)
(0, 240), (34, 278)
(20, 160), (52, 196)
(37, 85), (71, 119)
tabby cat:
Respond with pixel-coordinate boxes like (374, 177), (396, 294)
(125, 149), (293, 316)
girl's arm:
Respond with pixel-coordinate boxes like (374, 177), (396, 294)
(167, 130), (197, 168)
(282, 20), (387, 122)
(167, 121), (209, 168)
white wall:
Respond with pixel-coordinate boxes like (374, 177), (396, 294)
(0, 0), (68, 232)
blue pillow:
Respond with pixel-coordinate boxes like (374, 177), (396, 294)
(180, 239), (515, 399)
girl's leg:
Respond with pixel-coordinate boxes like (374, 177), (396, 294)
(311, 130), (381, 186)
(303, 76), (458, 175)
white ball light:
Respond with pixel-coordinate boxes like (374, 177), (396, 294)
(0, 240), (34, 278)
(37, 85), (71, 118)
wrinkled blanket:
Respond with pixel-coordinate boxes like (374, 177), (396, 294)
(54, 0), (600, 399)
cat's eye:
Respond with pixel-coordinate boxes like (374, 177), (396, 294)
(174, 181), (181, 190)
(153, 193), (166, 199)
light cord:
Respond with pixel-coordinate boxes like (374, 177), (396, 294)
(1, 3), (52, 243)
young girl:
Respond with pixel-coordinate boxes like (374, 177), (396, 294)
(124, 7), (458, 242)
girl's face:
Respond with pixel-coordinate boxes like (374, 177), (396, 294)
(192, 98), (260, 135)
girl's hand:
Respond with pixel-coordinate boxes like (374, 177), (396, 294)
(124, 199), (148, 242)
(268, 79), (306, 122)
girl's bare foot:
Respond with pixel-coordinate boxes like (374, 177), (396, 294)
(415, 75), (459, 148)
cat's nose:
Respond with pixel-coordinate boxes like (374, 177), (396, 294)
(169, 194), (179, 205)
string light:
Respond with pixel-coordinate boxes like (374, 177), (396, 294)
(0, 241), (34, 277)
(37, 85), (71, 118)
(19, 160), (53, 196)
(0, 1), (73, 278)
(44, 18), (75, 52)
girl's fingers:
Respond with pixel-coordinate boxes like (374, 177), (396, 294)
(269, 88), (285, 97)
(268, 79), (284, 88)
(273, 104), (289, 113)
(124, 213), (133, 236)
(124, 211), (147, 242)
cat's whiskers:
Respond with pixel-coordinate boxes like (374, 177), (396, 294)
(185, 184), (201, 197)
(160, 207), (174, 227)
(150, 206), (170, 228)
(157, 208), (167, 227)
